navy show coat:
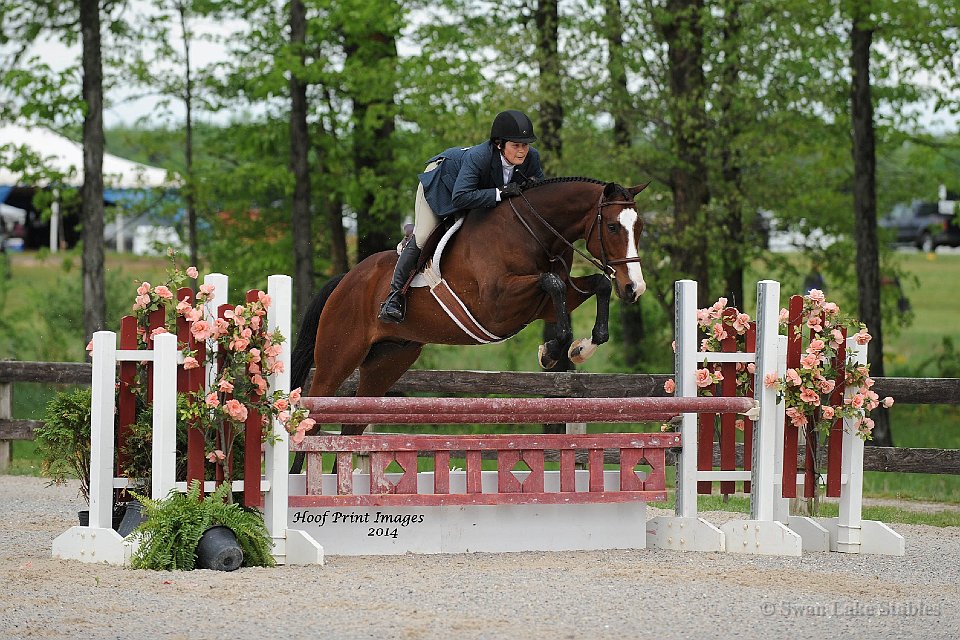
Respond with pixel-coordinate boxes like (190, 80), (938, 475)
(418, 142), (545, 217)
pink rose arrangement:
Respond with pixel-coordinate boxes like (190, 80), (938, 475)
(126, 256), (314, 490)
(663, 289), (893, 441)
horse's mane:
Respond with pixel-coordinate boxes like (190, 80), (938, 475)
(523, 176), (605, 190)
(522, 176), (632, 200)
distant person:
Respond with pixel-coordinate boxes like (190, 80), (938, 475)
(803, 265), (827, 295)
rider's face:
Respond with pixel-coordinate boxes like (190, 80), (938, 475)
(501, 141), (529, 166)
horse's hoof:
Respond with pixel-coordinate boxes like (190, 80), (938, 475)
(538, 344), (557, 370)
(569, 338), (598, 365)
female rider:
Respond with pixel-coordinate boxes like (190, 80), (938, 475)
(379, 109), (546, 323)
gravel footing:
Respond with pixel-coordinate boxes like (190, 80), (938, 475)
(2, 476), (957, 640)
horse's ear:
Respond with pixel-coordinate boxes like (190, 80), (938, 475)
(628, 182), (650, 199)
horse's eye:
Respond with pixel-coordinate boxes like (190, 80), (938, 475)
(607, 223), (620, 233)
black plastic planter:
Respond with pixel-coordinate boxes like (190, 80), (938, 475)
(195, 525), (243, 571)
(78, 504), (127, 529)
(116, 501), (146, 537)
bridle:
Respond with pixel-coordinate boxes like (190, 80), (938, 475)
(507, 187), (643, 288)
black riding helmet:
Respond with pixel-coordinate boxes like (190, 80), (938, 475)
(490, 110), (537, 144)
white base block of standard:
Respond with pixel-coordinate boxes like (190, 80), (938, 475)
(287, 470), (648, 556)
(720, 519), (803, 556)
(819, 518), (905, 556)
(52, 527), (134, 565)
(782, 516), (831, 552)
(646, 517), (725, 552)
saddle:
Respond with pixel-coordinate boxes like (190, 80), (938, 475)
(394, 214), (506, 344)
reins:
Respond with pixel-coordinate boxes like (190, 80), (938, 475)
(507, 186), (642, 292)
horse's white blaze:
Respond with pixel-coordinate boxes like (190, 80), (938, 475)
(618, 208), (646, 299)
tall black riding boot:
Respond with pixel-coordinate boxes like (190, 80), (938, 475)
(378, 238), (421, 323)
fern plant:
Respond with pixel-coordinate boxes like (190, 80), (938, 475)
(129, 480), (276, 571)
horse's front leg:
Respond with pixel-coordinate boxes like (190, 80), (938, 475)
(565, 274), (612, 365)
(537, 272), (573, 370)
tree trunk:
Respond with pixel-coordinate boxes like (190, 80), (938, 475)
(344, 12), (399, 262)
(177, 1), (199, 281)
(289, 0), (314, 321)
(79, 0), (105, 341)
(718, 1), (745, 309)
(324, 195), (349, 274)
(603, 0), (631, 147)
(850, 12), (892, 447)
(660, 0), (711, 307)
(536, 0), (562, 170)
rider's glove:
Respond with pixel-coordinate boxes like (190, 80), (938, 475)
(500, 182), (522, 198)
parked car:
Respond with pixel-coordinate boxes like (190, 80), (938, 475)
(879, 200), (960, 251)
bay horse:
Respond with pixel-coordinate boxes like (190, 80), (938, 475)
(289, 177), (649, 438)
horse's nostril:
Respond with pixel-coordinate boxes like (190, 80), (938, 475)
(625, 284), (635, 299)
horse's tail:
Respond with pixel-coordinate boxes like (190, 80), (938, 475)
(289, 273), (346, 475)
(289, 273), (347, 393)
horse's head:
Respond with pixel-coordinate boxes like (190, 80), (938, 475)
(584, 182), (648, 303)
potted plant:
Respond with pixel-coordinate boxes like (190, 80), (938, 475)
(128, 479), (276, 571)
(35, 387), (129, 527)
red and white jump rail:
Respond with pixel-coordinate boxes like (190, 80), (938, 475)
(646, 280), (903, 556)
(287, 401), (751, 555)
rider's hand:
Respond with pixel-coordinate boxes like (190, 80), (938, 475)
(500, 182), (522, 198)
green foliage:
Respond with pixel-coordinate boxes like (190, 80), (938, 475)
(35, 387), (92, 501)
(130, 480), (275, 571)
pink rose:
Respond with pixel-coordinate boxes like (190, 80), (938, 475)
(150, 327), (168, 338)
(289, 388), (302, 404)
(799, 387), (821, 406)
(800, 353), (819, 369)
(176, 300), (192, 315)
(695, 369), (714, 388)
(258, 291), (272, 308)
(186, 307), (203, 323)
(735, 419), (745, 432)
(817, 379), (836, 394)
(785, 369), (802, 386)
(272, 361), (285, 374)
(850, 394), (865, 409)
(250, 315), (262, 331)
(779, 308), (789, 323)
(186, 266), (199, 279)
(205, 392), (220, 408)
(190, 320), (212, 341)
(274, 398), (289, 412)
(137, 282), (151, 296)
(823, 302), (839, 315)
(854, 329), (872, 345)
(183, 356), (199, 370)
(218, 378), (234, 393)
(882, 397), (894, 408)
(747, 363), (756, 374)
(133, 294), (151, 310)
(663, 379), (676, 394)
(712, 323), (727, 341)
(733, 313), (751, 334)
(763, 372), (779, 387)
(154, 285), (173, 300)
(808, 339), (825, 353)
(807, 289), (825, 305)
(199, 283), (215, 296)
(86, 340), (94, 353)
(278, 411), (291, 424)
(822, 406), (835, 420)
(224, 399), (248, 422)
(696, 309), (711, 327)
